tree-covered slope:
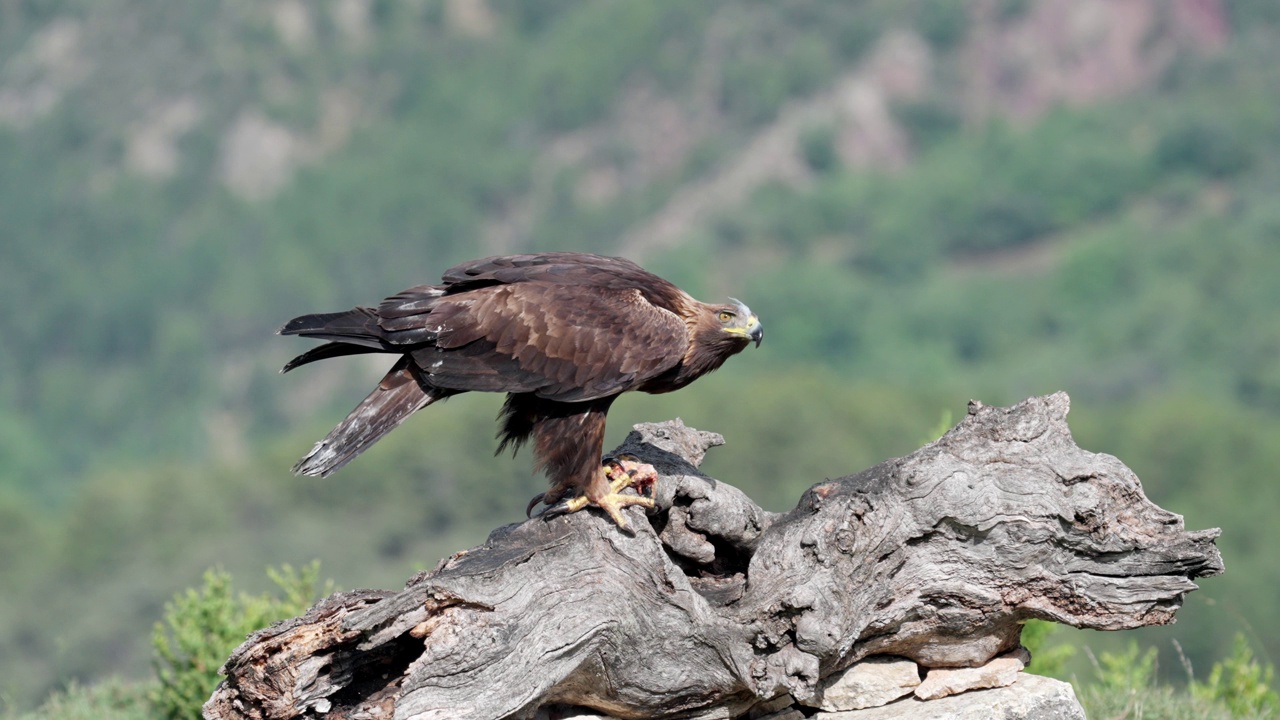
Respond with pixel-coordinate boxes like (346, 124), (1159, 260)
(1, 0), (1278, 710)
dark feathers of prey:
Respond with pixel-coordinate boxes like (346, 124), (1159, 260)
(279, 252), (763, 521)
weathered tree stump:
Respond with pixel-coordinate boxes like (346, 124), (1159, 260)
(204, 393), (1222, 720)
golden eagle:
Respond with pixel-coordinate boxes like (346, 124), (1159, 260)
(279, 252), (762, 526)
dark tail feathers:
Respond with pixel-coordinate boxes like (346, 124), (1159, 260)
(278, 307), (387, 346)
(292, 360), (451, 477)
(281, 342), (377, 373)
(279, 307), (393, 372)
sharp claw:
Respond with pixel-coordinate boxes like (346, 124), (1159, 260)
(539, 500), (573, 519)
(606, 507), (629, 529)
(525, 492), (547, 518)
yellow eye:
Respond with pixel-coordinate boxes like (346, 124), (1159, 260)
(718, 311), (733, 323)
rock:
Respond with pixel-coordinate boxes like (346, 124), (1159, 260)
(811, 673), (1084, 720)
(755, 710), (805, 720)
(533, 706), (621, 720)
(745, 694), (797, 718)
(915, 647), (1030, 700)
(805, 656), (922, 711)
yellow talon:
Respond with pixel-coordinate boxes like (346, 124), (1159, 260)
(560, 458), (659, 528)
(565, 492), (655, 528)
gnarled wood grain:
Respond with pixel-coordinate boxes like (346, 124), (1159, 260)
(205, 393), (1222, 720)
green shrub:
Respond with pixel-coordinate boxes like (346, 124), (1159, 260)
(1019, 620), (1076, 679)
(1080, 683), (1240, 720)
(1156, 119), (1252, 178)
(12, 680), (150, 720)
(799, 124), (839, 175)
(895, 99), (962, 153)
(1191, 634), (1279, 716)
(1092, 640), (1160, 692)
(149, 563), (331, 720)
(1075, 636), (1280, 719)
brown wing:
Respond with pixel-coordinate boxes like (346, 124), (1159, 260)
(370, 253), (680, 344)
(435, 252), (688, 312)
(440, 252), (644, 285)
(403, 282), (688, 402)
(283, 253), (692, 400)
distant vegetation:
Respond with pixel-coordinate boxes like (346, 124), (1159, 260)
(2, 0), (1279, 713)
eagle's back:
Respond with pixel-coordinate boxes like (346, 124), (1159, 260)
(436, 253), (689, 315)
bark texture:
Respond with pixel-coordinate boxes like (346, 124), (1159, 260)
(205, 393), (1223, 720)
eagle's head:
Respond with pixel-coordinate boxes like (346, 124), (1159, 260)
(699, 297), (763, 353)
(648, 296), (763, 392)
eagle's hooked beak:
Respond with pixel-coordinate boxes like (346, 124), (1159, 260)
(747, 315), (763, 347)
(726, 298), (763, 347)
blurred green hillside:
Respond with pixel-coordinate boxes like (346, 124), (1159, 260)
(2, 0), (1279, 711)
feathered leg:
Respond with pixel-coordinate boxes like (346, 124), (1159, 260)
(510, 396), (655, 528)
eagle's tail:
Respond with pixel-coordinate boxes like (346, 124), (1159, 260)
(280, 341), (378, 373)
(293, 358), (453, 477)
(277, 307), (396, 375)
(278, 307), (384, 343)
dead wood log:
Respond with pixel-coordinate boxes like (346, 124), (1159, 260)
(204, 392), (1223, 720)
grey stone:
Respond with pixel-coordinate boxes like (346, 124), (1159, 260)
(744, 693), (797, 718)
(533, 707), (621, 720)
(915, 647), (1030, 700)
(812, 673), (1085, 720)
(754, 710), (805, 720)
(805, 656), (922, 711)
